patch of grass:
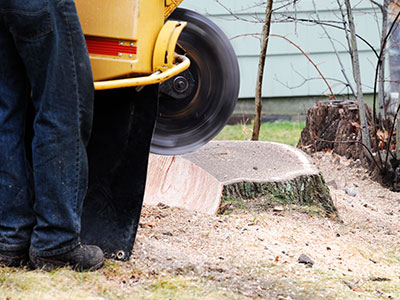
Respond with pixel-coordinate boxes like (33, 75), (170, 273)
(139, 276), (246, 300)
(361, 278), (400, 298)
(220, 195), (280, 215)
(221, 196), (246, 207)
(271, 193), (289, 204)
(381, 248), (400, 267)
(0, 268), (107, 300)
(0, 265), (249, 300)
(300, 204), (329, 218)
(215, 120), (305, 146)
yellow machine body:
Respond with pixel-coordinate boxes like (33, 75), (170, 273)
(74, 0), (187, 89)
(164, 0), (184, 18)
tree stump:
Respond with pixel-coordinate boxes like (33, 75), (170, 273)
(298, 100), (400, 191)
(144, 141), (337, 216)
(297, 100), (376, 161)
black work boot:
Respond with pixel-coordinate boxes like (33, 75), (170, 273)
(30, 244), (104, 272)
(0, 249), (29, 267)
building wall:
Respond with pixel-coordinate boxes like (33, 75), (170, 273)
(181, 0), (382, 100)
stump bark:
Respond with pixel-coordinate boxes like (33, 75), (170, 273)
(223, 174), (335, 215)
(297, 100), (377, 161)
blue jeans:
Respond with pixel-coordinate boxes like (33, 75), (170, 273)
(0, 0), (93, 256)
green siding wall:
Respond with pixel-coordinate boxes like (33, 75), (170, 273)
(181, 0), (382, 99)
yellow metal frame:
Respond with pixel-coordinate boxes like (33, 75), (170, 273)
(153, 21), (186, 72)
(164, 0), (184, 18)
(76, 0), (189, 91)
(94, 54), (190, 90)
(75, 0), (166, 80)
(93, 19), (188, 90)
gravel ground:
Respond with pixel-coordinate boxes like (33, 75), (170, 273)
(126, 151), (400, 299)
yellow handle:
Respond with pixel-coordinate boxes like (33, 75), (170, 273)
(94, 54), (190, 90)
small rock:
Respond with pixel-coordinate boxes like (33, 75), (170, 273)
(277, 296), (292, 300)
(139, 222), (154, 228)
(343, 280), (359, 290)
(345, 187), (357, 197)
(157, 202), (170, 209)
(369, 276), (391, 282)
(273, 206), (285, 212)
(298, 254), (314, 267)
(327, 246), (332, 251)
(162, 232), (173, 236)
(333, 157), (341, 165)
(327, 180), (338, 189)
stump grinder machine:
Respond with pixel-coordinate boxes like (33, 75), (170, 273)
(74, 0), (240, 260)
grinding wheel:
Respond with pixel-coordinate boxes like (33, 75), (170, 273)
(151, 8), (240, 155)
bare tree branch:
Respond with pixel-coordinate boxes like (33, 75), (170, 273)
(277, 15), (379, 57)
(271, 34), (336, 99)
(372, 8), (400, 127)
(312, 0), (356, 97)
(230, 31), (337, 99)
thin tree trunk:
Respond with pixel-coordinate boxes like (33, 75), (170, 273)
(252, 0), (273, 141)
(344, 0), (372, 150)
(397, 118), (400, 160)
(378, 0), (389, 119)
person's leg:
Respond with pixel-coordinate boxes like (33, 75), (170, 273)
(0, 15), (35, 267)
(3, 0), (100, 268)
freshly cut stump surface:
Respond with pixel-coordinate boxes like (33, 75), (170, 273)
(144, 141), (335, 215)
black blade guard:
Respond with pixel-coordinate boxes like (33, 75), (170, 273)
(81, 85), (158, 260)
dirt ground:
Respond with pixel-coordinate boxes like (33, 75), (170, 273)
(119, 151), (400, 299)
